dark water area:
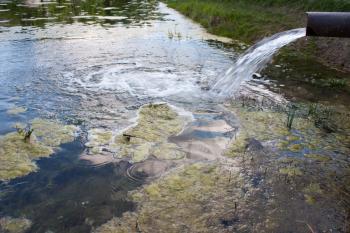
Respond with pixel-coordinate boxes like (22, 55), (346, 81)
(0, 140), (140, 233)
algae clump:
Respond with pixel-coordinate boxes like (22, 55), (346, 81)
(6, 107), (27, 115)
(114, 103), (186, 163)
(0, 217), (32, 233)
(0, 118), (77, 180)
(279, 167), (303, 176)
(95, 163), (244, 233)
(84, 103), (187, 164)
(287, 143), (303, 152)
(304, 153), (331, 162)
(31, 118), (77, 147)
(0, 132), (53, 180)
(85, 128), (113, 154)
(303, 183), (323, 205)
(119, 103), (184, 143)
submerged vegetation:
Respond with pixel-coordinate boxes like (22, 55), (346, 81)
(286, 104), (297, 130)
(6, 106), (27, 115)
(92, 101), (350, 232)
(0, 119), (77, 180)
(85, 103), (187, 163)
(0, 217), (32, 233)
(95, 163), (245, 233)
(226, 98), (349, 168)
(92, 98), (350, 232)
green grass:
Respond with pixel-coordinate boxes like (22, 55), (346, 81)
(242, 0), (350, 11)
(165, 0), (350, 43)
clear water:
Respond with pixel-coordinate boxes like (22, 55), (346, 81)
(0, 1), (235, 232)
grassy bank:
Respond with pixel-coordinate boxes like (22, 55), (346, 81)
(242, 0), (350, 12)
(165, 0), (350, 105)
(165, 0), (299, 43)
(165, 0), (350, 44)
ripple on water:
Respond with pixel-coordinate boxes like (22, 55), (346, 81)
(125, 159), (171, 182)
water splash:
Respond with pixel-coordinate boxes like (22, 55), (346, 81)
(211, 28), (306, 97)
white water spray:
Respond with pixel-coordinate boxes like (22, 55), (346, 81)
(211, 28), (306, 97)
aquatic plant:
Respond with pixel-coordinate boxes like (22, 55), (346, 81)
(307, 103), (318, 116)
(226, 103), (348, 162)
(115, 103), (186, 162)
(279, 166), (302, 176)
(309, 78), (348, 90)
(0, 118), (77, 180)
(0, 217), (32, 233)
(304, 153), (331, 162)
(94, 101), (350, 233)
(95, 163), (245, 233)
(30, 118), (77, 147)
(85, 128), (113, 154)
(292, 102), (348, 133)
(312, 107), (338, 133)
(15, 124), (34, 142)
(286, 104), (297, 130)
(167, 27), (182, 40)
(85, 103), (187, 164)
(287, 143), (303, 152)
(6, 106), (27, 115)
(303, 183), (323, 205)
(0, 132), (52, 180)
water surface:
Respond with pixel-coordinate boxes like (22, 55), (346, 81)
(0, 0), (236, 232)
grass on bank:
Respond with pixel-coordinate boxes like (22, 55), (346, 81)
(165, 0), (350, 104)
(165, 0), (350, 44)
(243, 0), (350, 12)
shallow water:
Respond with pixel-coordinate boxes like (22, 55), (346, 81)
(0, 0), (349, 232)
(0, 0), (236, 232)
(0, 0), (234, 131)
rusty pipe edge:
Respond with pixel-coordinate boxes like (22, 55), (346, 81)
(306, 12), (350, 38)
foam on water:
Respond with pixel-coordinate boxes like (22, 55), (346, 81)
(211, 28), (306, 97)
(78, 63), (202, 99)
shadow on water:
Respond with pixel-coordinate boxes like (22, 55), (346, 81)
(0, 139), (142, 233)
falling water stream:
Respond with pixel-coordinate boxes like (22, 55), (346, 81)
(211, 28), (306, 96)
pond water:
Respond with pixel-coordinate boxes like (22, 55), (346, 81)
(0, 0), (349, 232)
(0, 0), (238, 232)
